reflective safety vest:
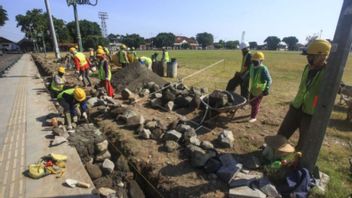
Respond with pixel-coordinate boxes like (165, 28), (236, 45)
(140, 56), (152, 65)
(50, 75), (65, 92)
(74, 52), (88, 67)
(163, 51), (170, 62)
(57, 88), (74, 100)
(118, 50), (128, 64)
(104, 47), (110, 55)
(240, 52), (251, 73)
(291, 65), (324, 115)
(98, 60), (112, 81)
(249, 64), (268, 96)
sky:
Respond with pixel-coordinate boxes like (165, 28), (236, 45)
(0, 0), (344, 44)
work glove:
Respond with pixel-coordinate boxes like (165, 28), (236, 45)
(73, 116), (78, 123)
(82, 112), (88, 120)
(263, 89), (269, 96)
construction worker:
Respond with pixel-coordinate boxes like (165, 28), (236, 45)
(118, 44), (129, 67)
(161, 47), (170, 63)
(50, 66), (66, 97)
(131, 47), (137, 61)
(57, 87), (88, 130)
(96, 48), (115, 97)
(226, 42), (252, 98)
(248, 51), (272, 123)
(70, 47), (92, 87)
(139, 56), (152, 70)
(274, 39), (331, 150)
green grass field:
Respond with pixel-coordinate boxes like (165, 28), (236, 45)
(136, 50), (352, 197)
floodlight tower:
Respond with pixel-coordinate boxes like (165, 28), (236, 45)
(99, 12), (108, 38)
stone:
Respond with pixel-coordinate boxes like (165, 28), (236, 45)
(166, 101), (174, 111)
(187, 145), (217, 168)
(154, 93), (163, 99)
(121, 88), (135, 100)
(150, 98), (162, 108)
(229, 186), (266, 198)
(51, 136), (67, 146)
(98, 187), (116, 197)
(96, 150), (111, 161)
(52, 127), (66, 136)
(85, 163), (102, 180)
(164, 130), (182, 142)
(103, 96), (117, 105)
(151, 127), (164, 140)
(117, 109), (144, 126)
(165, 140), (179, 152)
(315, 171), (330, 193)
(174, 96), (191, 108)
(204, 157), (222, 174)
(209, 90), (229, 108)
(146, 81), (156, 90)
(217, 154), (242, 183)
(218, 130), (234, 148)
(201, 141), (214, 150)
(103, 159), (115, 173)
(176, 124), (192, 133)
(145, 120), (158, 129)
(257, 177), (281, 198)
(188, 136), (201, 146)
(242, 155), (261, 169)
(139, 128), (151, 139)
(183, 128), (197, 143)
(139, 89), (150, 97)
(95, 99), (107, 106)
(128, 180), (145, 198)
(94, 176), (113, 189)
(96, 140), (108, 153)
(115, 156), (130, 172)
(208, 173), (218, 180)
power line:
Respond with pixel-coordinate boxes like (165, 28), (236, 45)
(98, 11), (108, 38)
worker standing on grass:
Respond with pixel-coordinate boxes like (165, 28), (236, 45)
(96, 48), (115, 97)
(270, 39), (331, 150)
(161, 47), (170, 63)
(118, 44), (129, 67)
(70, 47), (92, 87)
(248, 51), (272, 123)
(139, 56), (152, 70)
(50, 66), (66, 97)
(57, 87), (88, 130)
(226, 42), (252, 99)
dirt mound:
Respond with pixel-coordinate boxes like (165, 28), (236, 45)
(111, 62), (167, 93)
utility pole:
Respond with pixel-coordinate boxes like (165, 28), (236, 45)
(44, 0), (61, 59)
(98, 12), (108, 38)
(301, 0), (352, 171)
(73, 3), (83, 52)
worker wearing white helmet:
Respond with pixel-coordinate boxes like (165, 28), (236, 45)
(226, 42), (252, 98)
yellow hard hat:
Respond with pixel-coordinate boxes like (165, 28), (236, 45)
(120, 44), (126, 49)
(98, 45), (103, 49)
(73, 87), (86, 102)
(306, 39), (331, 55)
(58, 66), (65, 74)
(69, 47), (76, 53)
(96, 48), (106, 56)
(252, 51), (265, 61)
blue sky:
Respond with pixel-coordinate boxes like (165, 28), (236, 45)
(0, 0), (343, 44)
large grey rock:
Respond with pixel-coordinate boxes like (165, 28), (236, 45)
(164, 130), (182, 142)
(187, 145), (217, 168)
(87, 97), (99, 107)
(176, 124), (192, 133)
(139, 128), (151, 139)
(102, 159), (115, 173)
(139, 89), (150, 97)
(98, 187), (116, 197)
(115, 156), (130, 172)
(96, 140), (108, 153)
(121, 88), (135, 100)
(145, 120), (158, 129)
(165, 140), (179, 152)
(201, 141), (214, 150)
(85, 163), (102, 179)
(188, 136), (201, 146)
(117, 109), (144, 126)
(218, 130), (234, 148)
(128, 180), (145, 198)
(229, 186), (266, 198)
(96, 150), (111, 161)
(217, 154), (242, 183)
(183, 128), (197, 142)
(258, 177), (281, 198)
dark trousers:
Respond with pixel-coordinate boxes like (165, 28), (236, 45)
(249, 94), (263, 119)
(80, 70), (92, 87)
(226, 72), (249, 98)
(277, 106), (312, 151)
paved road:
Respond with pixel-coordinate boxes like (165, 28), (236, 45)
(0, 54), (95, 197)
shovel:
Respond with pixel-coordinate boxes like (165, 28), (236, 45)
(65, 179), (90, 188)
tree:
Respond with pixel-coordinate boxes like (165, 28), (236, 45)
(196, 32), (214, 49)
(264, 36), (281, 50)
(67, 19), (102, 43)
(121, 34), (145, 48)
(249, 41), (258, 49)
(181, 43), (191, 49)
(282, 36), (299, 50)
(0, 6), (8, 26)
(225, 40), (239, 49)
(153, 32), (175, 48)
(83, 35), (109, 50)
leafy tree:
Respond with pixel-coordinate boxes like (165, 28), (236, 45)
(153, 32), (175, 48)
(120, 34), (145, 48)
(249, 41), (258, 49)
(196, 32), (214, 49)
(181, 43), (190, 49)
(67, 19), (102, 43)
(83, 35), (109, 50)
(264, 36), (281, 50)
(0, 6), (8, 26)
(283, 36), (299, 50)
(107, 33), (118, 43)
(225, 40), (239, 49)
(214, 40), (225, 49)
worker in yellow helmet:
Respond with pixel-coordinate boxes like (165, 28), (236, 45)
(267, 39), (332, 151)
(57, 87), (88, 130)
(118, 44), (130, 67)
(50, 66), (67, 97)
(96, 48), (115, 97)
(138, 56), (152, 70)
(69, 47), (92, 87)
(248, 51), (272, 123)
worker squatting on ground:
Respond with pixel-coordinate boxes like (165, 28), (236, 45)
(96, 48), (115, 97)
(161, 47), (170, 63)
(271, 39), (332, 151)
(50, 66), (67, 97)
(57, 87), (88, 130)
(226, 42), (252, 99)
(70, 47), (92, 87)
(139, 56), (153, 70)
(118, 44), (130, 67)
(248, 51), (272, 123)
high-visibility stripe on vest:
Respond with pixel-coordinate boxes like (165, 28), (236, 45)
(57, 88), (74, 100)
(98, 60), (112, 81)
(291, 65), (324, 115)
(118, 50), (127, 64)
(50, 75), (65, 92)
(163, 51), (170, 62)
(74, 52), (88, 67)
(249, 64), (268, 96)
